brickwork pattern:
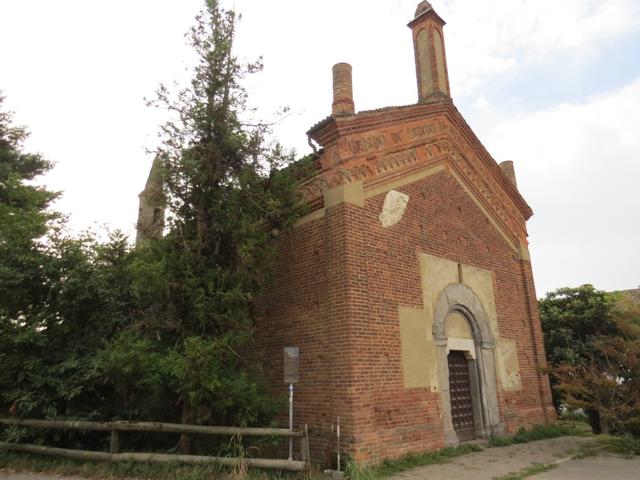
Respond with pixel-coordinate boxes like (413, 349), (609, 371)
(254, 167), (554, 465)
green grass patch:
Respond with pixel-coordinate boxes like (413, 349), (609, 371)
(488, 422), (588, 447)
(600, 435), (640, 456)
(344, 443), (483, 479)
(493, 463), (556, 480)
(0, 451), (314, 480)
(570, 442), (601, 459)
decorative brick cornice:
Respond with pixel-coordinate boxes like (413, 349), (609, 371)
(305, 101), (533, 226)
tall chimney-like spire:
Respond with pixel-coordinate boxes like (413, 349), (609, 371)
(332, 62), (355, 116)
(499, 160), (518, 189)
(136, 156), (166, 244)
(408, 2), (451, 102)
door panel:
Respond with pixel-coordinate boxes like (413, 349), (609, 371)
(448, 350), (475, 441)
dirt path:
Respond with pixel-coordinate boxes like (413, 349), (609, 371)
(389, 436), (596, 480)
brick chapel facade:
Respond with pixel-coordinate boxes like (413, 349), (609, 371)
(253, 1), (555, 466)
(135, 0), (556, 467)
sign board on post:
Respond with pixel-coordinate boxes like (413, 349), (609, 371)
(283, 347), (300, 384)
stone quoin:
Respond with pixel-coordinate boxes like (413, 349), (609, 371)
(136, 1), (556, 467)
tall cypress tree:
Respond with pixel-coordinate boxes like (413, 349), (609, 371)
(112, 0), (305, 431)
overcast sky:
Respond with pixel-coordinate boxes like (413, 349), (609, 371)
(1, 0), (639, 297)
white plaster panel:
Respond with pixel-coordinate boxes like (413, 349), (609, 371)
(379, 190), (409, 228)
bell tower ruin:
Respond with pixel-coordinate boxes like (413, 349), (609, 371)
(136, 156), (165, 243)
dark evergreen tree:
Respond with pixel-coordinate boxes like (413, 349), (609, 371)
(0, 94), (60, 321)
(0, 95), (136, 425)
(98, 0), (304, 435)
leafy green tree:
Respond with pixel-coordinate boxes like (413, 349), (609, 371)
(540, 285), (620, 368)
(548, 303), (640, 434)
(0, 231), (138, 420)
(541, 285), (640, 434)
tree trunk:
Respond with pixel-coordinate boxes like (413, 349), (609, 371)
(586, 408), (602, 434)
(179, 404), (192, 455)
(600, 415), (610, 435)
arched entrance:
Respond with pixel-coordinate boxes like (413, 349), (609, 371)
(433, 284), (503, 445)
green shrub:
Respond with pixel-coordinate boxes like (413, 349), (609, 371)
(488, 435), (513, 447)
(603, 436), (640, 456)
(623, 416), (640, 437)
(344, 459), (376, 480)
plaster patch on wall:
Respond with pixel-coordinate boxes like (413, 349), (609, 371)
(399, 306), (430, 388)
(379, 190), (409, 228)
(496, 339), (522, 391)
(419, 253), (458, 330)
(398, 306), (440, 390)
(462, 264), (499, 338)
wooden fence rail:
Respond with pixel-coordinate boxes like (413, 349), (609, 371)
(0, 417), (310, 472)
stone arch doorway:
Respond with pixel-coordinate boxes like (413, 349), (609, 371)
(433, 284), (503, 445)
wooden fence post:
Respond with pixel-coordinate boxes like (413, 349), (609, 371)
(110, 430), (120, 454)
(179, 434), (191, 455)
(304, 424), (311, 472)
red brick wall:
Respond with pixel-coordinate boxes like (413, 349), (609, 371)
(254, 167), (554, 465)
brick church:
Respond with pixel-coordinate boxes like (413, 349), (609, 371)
(253, 1), (555, 465)
(136, 0), (555, 467)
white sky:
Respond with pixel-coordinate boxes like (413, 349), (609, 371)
(1, 0), (639, 297)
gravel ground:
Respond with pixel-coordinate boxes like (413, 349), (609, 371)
(389, 436), (597, 480)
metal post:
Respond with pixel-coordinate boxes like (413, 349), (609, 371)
(288, 383), (294, 460)
(336, 416), (341, 471)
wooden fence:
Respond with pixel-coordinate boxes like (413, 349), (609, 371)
(0, 417), (310, 471)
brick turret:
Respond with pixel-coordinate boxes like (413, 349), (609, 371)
(408, 1), (451, 102)
(332, 62), (355, 116)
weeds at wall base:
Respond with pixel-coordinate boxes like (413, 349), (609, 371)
(344, 443), (483, 479)
(488, 422), (589, 447)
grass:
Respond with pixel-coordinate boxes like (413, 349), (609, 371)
(488, 422), (588, 447)
(493, 463), (556, 480)
(494, 434), (640, 479)
(0, 422), (602, 480)
(344, 443), (483, 479)
(599, 435), (640, 457)
(569, 442), (601, 459)
(0, 451), (315, 480)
